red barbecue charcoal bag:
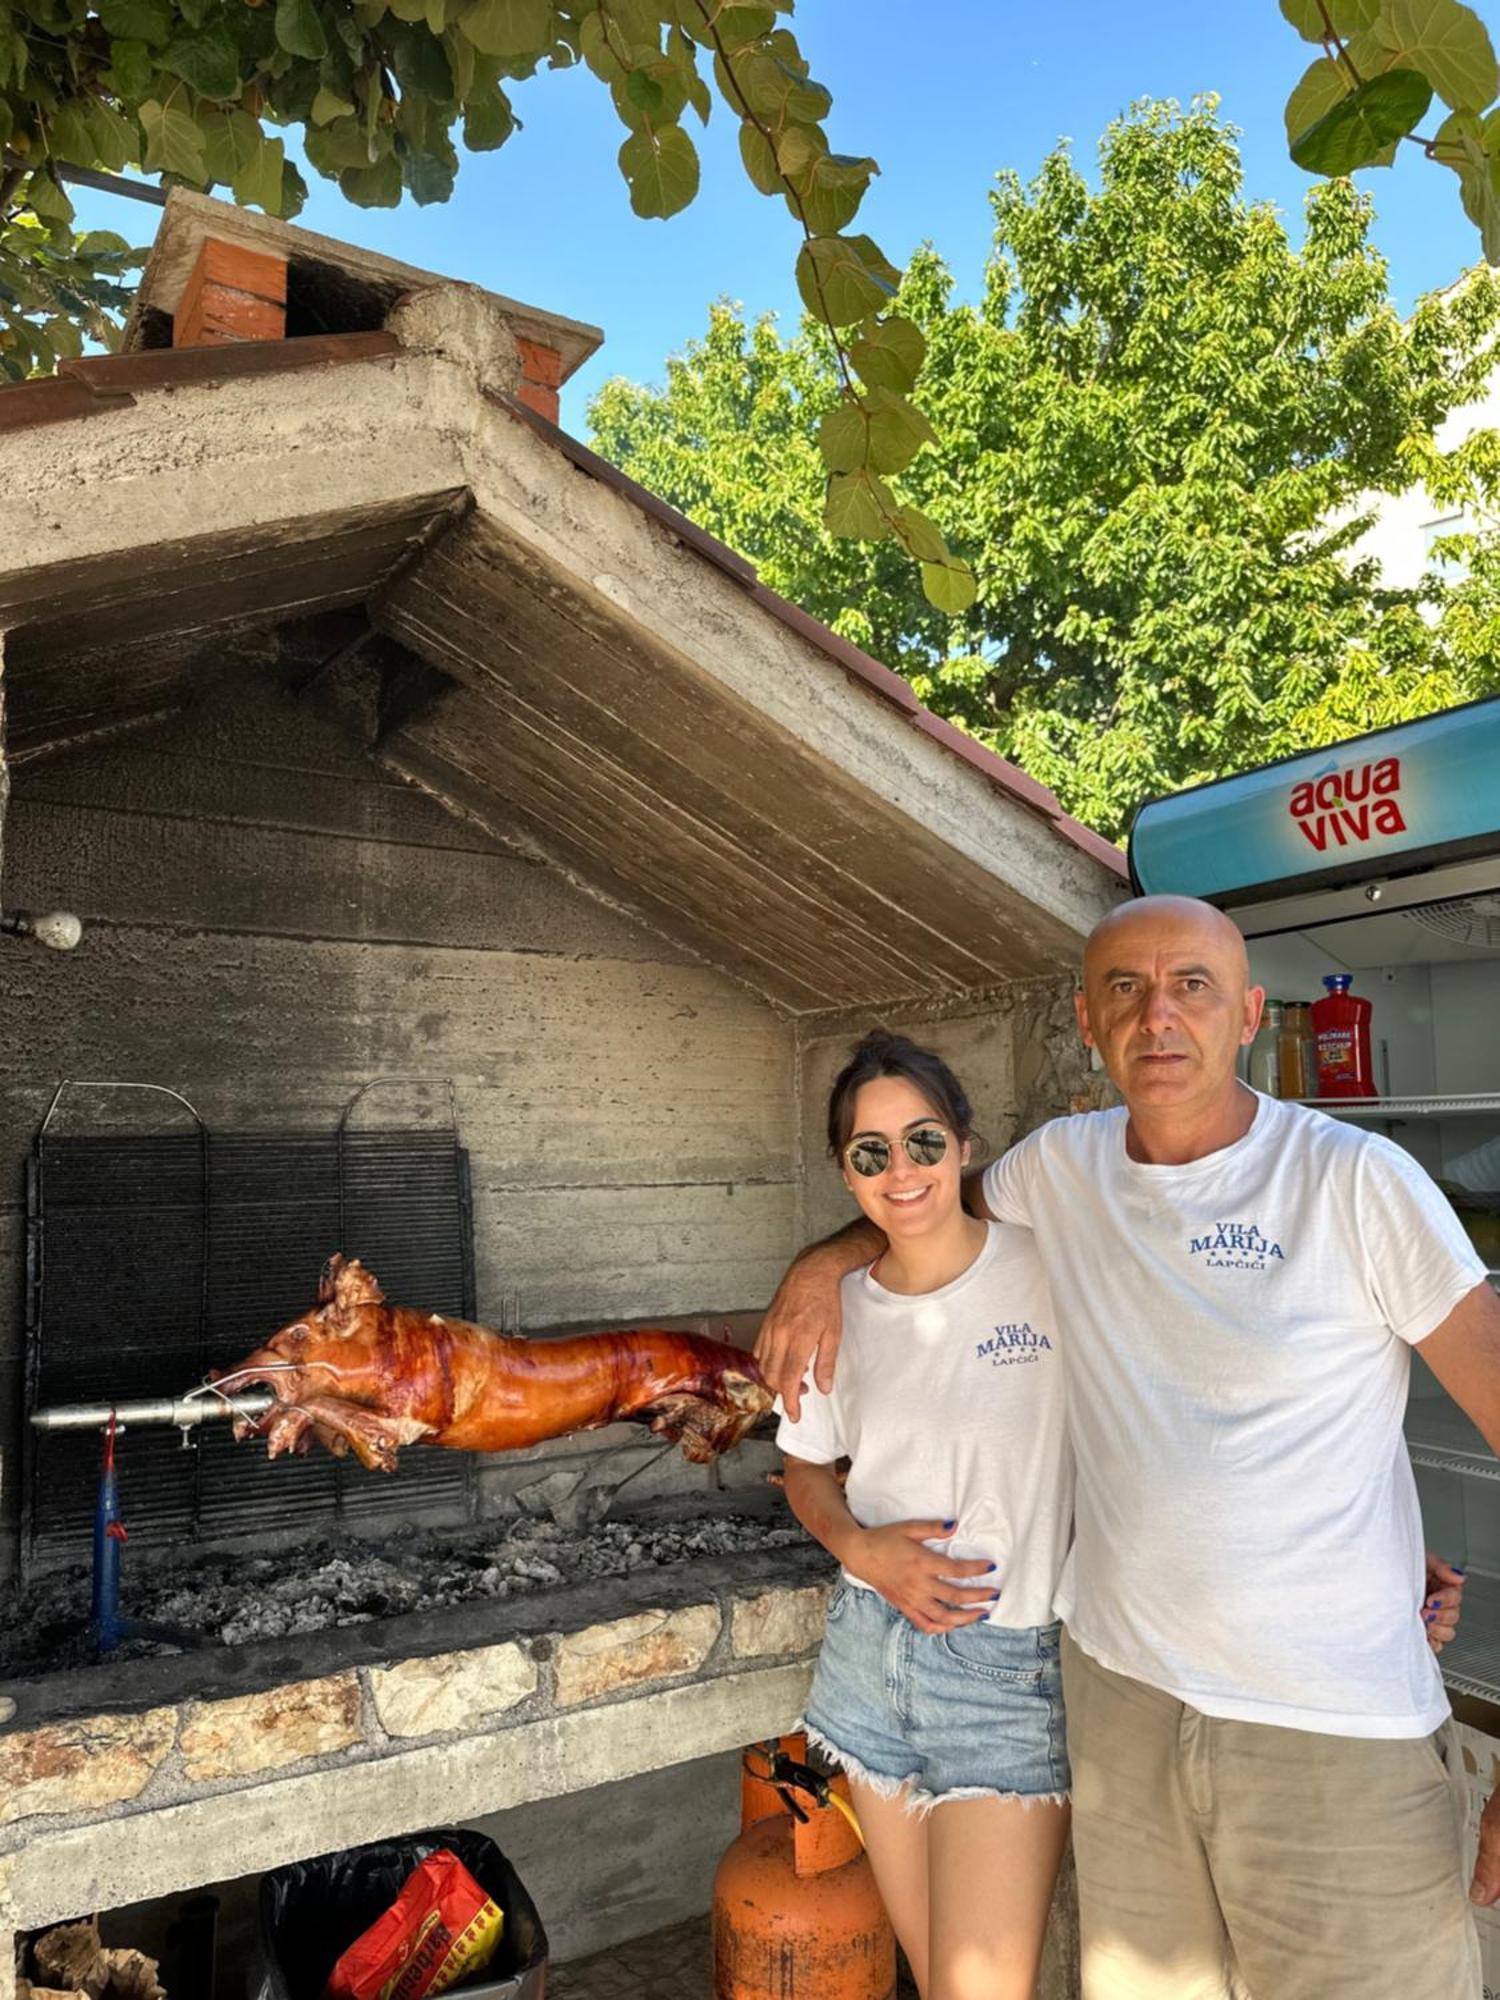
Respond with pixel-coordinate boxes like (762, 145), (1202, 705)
(258, 1828), (548, 2000)
(323, 1850), (504, 2000)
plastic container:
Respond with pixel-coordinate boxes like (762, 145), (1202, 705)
(1278, 1002), (1318, 1101)
(1312, 974), (1376, 1100)
(1247, 1002), (1283, 1096)
(254, 1828), (548, 2000)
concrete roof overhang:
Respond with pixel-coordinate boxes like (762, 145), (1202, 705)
(1, 296), (1123, 1015)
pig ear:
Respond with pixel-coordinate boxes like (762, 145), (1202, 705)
(318, 1254), (346, 1305)
(327, 1255), (385, 1310)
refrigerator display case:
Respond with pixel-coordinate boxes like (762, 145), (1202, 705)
(1130, 694), (1500, 1716)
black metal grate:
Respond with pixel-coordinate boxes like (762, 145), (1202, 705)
(24, 1128), (477, 1572)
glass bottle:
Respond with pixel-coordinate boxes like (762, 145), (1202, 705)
(1279, 1002), (1317, 1101)
(1248, 1001), (1284, 1097)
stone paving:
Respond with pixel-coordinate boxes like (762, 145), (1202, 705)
(550, 1912), (919, 1998)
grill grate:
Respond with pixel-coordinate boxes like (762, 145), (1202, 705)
(24, 1126), (478, 1573)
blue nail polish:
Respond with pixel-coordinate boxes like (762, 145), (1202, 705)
(1457, 1564), (1469, 1575)
(942, 1519), (957, 1531)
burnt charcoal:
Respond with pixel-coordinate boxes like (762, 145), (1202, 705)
(0, 1506), (809, 1677)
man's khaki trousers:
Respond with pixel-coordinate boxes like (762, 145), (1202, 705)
(1061, 1629), (1481, 1999)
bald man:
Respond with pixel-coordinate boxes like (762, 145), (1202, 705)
(758, 895), (1500, 2000)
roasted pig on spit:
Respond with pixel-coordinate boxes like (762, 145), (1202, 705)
(207, 1255), (772, 1471)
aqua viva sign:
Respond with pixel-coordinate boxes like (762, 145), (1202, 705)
(1128, 695), (1500, 903)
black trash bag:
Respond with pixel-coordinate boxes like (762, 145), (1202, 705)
(258, 1827), (548, 2000)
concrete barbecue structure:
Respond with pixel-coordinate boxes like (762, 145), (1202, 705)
(0, 191), (1122, 1998)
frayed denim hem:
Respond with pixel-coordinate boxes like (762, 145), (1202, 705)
(802, 1722), (1069, 1819)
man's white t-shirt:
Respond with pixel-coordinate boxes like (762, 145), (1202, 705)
(983, 1092), (1487, 1737)
(776, 1222), (1073, 1631)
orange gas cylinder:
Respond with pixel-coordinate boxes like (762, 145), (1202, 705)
(713, 1739), (896, 2000)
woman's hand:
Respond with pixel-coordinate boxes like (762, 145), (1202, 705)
(1424, 1550), (1465, 1654)
(845, 1518), (999, 1635)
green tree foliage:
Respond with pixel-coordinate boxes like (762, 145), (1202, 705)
(589, 100), (1500, 838)
(1279, 0), (1500, 260)
(0, 0), (969, 604)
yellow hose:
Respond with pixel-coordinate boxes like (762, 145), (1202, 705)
(828, 1788), (865, 1846)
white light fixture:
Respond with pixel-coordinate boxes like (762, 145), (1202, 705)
(0, 909), (83, 951)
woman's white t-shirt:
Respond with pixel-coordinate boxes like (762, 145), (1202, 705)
(776, 1221), (1073, 1631)
(983, 1092), (1487, 1737)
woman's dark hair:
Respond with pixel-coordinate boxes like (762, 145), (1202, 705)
(826, 1029), (975, 1158)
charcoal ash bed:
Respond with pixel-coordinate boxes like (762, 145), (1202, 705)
(0, 1496), (812, 1680)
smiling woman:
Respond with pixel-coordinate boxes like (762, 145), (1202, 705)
(775, 1029), (1074, 2000)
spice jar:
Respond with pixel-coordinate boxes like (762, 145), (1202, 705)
(1278, 1002), (1317, 1100)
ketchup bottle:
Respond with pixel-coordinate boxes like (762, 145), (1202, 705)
(1312, 974), (1376, 1099)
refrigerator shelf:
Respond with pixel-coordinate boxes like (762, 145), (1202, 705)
(1300, 1094), (1500, 1119)
(1407, 1401), (1500, 1482)
(1439, 1573), (1500, 1706)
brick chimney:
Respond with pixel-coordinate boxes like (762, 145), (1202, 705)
(513, 335), (562, 426)
(173, 238), (287, 347)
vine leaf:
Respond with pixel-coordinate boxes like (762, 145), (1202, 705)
(310, 84), (356, 123)
(340, 154), (404, 204)
(305, 113), (376, 172)
(102, 41), (155, 101)
(824, 467), (894, 539)
(463, 83), (515, 148)
(138, 97), (207, 179)
(160, 21), (242, 100)
(820, 388), (934, 474)
(404, 145), (457, 202)
(459, 0), (552, 57)
(1280, 0), (1378, 37)
(1433, 107), (1500, 257)
(26, 166), (74, 223)
(849, 314), (925, 393)
(919, 560), (978, 615)
(236, 130), (286, 212)
(864, 387), (938, 473)
(891, 504), (948, 565)
(790, 150), (875, 234)
(795, 233), (898, 324)
(579, 10), (625, 81)
(197, 102), (261, 181)
(618, 121), (699, 216)
(1289, 67), (1433, 172)
(274, 0), (328, 61)
(738, 121), (781, 193)
(42, 102), (95, 165)
(1374, 0), (1499, 112)
(97, 0), (173, 46)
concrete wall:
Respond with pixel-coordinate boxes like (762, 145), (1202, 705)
(0, 671), (797, 1570)
(794, 976), (1095, 1246)
(100, 1746), (746, 1991)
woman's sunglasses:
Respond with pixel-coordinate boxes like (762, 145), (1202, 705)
(844, 1126), (949, 1179)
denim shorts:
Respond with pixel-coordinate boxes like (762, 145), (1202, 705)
(804, 1579), (1070, 1813)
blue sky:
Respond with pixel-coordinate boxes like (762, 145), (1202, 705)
(79, 1), (1489, 430)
